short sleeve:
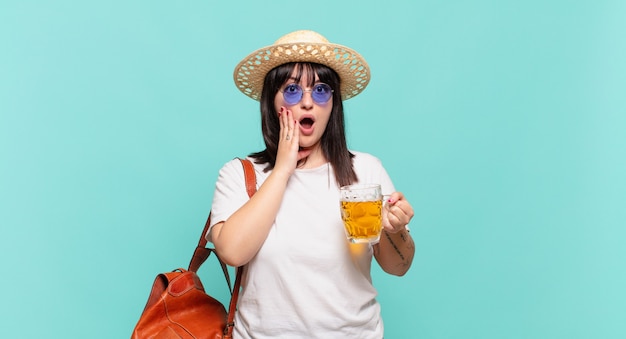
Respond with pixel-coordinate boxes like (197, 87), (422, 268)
(351, 151), (396, 196)
(206, 158), (255, 242)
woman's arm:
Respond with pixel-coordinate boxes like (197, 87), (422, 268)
(210, 108), (308, 267)
(210, 167), (290, 267)
(374, 192), (415, 276)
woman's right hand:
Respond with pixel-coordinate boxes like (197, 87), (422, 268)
(213, 107), (309, 266)
(213, 107), (317, 266)
(274, 106), (302, 177)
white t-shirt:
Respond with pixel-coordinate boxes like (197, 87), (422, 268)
(209, 151), (395, 339)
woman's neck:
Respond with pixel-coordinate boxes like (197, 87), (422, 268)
(297, 144), (327, 169)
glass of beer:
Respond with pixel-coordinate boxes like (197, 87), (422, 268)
(339, 184), (383, 244)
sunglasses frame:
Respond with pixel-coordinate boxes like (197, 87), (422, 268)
(280, 83), (334, 105)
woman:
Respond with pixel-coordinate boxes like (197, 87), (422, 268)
(207, 30), (415, 338)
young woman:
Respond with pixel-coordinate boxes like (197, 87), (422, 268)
(207, 30), (415, 339)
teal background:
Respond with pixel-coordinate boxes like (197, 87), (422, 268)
(1, 0), (625, 338)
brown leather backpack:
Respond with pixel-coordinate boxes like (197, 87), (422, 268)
(131, 158), (256, 339)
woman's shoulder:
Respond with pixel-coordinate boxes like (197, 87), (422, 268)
(219, 157), (246, 170)
(350, 150), (383, 166)
(217, 156), (268, 183)
(217, 157), (257, 177)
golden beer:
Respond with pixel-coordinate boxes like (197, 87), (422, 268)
(340, 200), (383, 243)
(339, 184), (383, 243)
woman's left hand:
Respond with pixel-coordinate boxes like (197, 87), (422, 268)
(382, 192), (414, 233)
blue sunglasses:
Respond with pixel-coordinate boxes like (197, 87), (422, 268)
(281, 83), (334, 105)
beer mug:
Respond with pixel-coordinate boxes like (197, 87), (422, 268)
(339, 184), (384, 244)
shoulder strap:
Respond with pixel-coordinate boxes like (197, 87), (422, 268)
(240, 158), (257, 198)
(186, 158), (256, 338)
(223, 158), (255, 337)
(187, 157), (257, 278)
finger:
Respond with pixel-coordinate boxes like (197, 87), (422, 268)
(387, 192), (414, 217)
(285, 114), (295, 141)
(386, 192), (404, 205)
(391, 200), (414, 219)
(281, 107), (294, 141)
(287, 110), (295, 132)
(387, 208), (409, 231)
(291, 118), (300, 142)
(279, 107), (287, 134)
(387, 205), (402, 223)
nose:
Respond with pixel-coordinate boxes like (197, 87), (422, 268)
(300, 89), (314, 109)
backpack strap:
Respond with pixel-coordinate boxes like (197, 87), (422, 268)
(224, 158), (255, 337)
(187, 158), (257, 287)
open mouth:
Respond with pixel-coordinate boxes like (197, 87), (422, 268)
(299, 117), (314, 129)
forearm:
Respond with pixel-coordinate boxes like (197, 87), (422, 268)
(212, 170), (290, 266)
(374, 228), (415, 276)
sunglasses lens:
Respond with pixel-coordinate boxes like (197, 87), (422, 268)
(282, 83), (333, 105)
(283, 84), (302, 105)
(312, 84), (333, 104)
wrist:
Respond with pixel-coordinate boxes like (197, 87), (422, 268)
(383, 226), (409, 236)
(268, 167), (292, 183)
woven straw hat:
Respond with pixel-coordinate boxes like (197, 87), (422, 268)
(233, 30), (370, 101)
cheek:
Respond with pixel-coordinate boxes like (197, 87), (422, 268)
(318, 108), (333, 129)
(273, 94), (282, 113)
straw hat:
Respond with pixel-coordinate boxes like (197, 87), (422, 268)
(233, 30), (370, 101)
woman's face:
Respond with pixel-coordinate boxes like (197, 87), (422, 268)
(273, 70), (333, 150)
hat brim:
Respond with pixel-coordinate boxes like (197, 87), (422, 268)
(233, 42), (370, 101)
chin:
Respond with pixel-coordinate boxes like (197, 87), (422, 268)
(298, 141), (316, 149)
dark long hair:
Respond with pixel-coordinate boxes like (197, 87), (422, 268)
(249, 62), (357, 187)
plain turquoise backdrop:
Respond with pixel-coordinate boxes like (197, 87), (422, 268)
(1, 0), (625, 338)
